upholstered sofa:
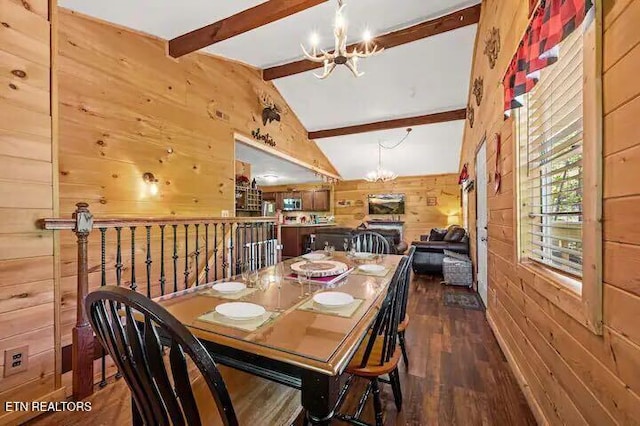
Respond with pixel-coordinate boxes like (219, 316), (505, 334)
(411, 225), (470, 274)
(303, 227), (408, 255)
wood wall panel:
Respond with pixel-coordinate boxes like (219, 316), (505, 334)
(332, 174), (461, 244)
(459, 0), (640, 424)
(0, 0), (57, 421)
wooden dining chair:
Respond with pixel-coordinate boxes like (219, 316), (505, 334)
(351, 231), (391, 255)
(334, 256), (410, 426)
(397, 246), (416, 367)
(85, 286), (301, 426)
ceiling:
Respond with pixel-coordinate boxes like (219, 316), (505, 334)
(235, 141), (322, 186)
(59, 0), (479, 181)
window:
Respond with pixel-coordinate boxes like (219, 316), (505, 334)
(517, 23), (585, 281)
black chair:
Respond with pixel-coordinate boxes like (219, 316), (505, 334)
(335, 256), (410, 426)
(397, 246), (416, 367)
(85, 286), (301, 426)
(351, 231), (391, 255)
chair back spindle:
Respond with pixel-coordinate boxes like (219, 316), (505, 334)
(351, 231), (391, 255)
(86, 286), (239, 426)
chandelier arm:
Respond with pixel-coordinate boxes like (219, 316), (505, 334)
(351, 45), (384, 58)
(345, 59), (364, 78)
(314, 62), (337, 79)
(301, 44), (328, 62)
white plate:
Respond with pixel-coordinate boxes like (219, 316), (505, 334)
(353, 252), (374, 260)
(215, 302), (265, 321)
(313, 292), (354, 308)
(211, 282), (246, 294)
(358, 264), (386, 273)
(302, 252), (326, 261)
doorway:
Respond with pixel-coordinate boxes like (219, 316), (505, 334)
(475, 140), (488, 307)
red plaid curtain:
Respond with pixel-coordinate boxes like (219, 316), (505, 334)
(503, 0), (593, 115)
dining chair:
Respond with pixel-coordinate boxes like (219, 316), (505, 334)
(334, 256), (410, 426)
(351, 231), (391, 255)
(85, 286), (301, 426)
(397, 246), (416, 367)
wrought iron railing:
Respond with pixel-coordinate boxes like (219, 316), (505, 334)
(40, 202), (281, 400)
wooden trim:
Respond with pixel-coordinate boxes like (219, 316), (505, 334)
(308, 109), (466, 139)
(235, 133), (342, 179)
(50, 0), (62, 391)
(263, 4), (482, 80)
(168, 0), (327, 58)
(487, 312), (549, 426)
(581, 2), (603, 334)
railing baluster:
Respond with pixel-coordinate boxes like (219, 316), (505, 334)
(172, 224), (178, 293)
(145, 226), (152, 298)
(130, 227), (137, 291)
(99, 228), (107, 388)
(230, 222), (235, 277)
(194, 224), (200, 286)
(214, 224), (218, 281)
(222, 223), (227, 280)
(184, 224), (189, 289)
(115, 227), (122, 286)
(159, 225), (166, 296)
(250, 222), (255, 270)
(204, 223), (210, 283)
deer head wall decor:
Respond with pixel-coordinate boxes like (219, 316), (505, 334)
(473, 77), (484, 106)
(258, 91), (281, 126)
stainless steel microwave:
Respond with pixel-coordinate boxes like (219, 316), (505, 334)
(283, 198), (302, 211)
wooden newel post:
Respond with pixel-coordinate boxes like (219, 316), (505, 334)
(72, 202), (94, 400)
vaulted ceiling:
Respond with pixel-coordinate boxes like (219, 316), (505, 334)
(59, 0), (479, 181)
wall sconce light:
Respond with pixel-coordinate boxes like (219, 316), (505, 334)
(142, 172), (159, 196)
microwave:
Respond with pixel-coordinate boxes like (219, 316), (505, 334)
(283, 198), (302, 211)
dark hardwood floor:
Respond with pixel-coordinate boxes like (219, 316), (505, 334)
(28, 275), (536, 426)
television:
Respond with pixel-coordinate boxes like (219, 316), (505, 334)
(368, 193), (405, 215)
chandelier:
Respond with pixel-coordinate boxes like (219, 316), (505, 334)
(365, 128), (412, 183)
(301, 0), (383, 79)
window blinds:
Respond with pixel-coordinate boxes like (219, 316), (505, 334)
(518, 26), (583, 277)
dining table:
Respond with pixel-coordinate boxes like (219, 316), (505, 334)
(154, 252), (404, 425)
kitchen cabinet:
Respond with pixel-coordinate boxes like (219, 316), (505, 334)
(262, 192), (276, 202)
(312, 190), (330, 211)
(275, 192), (284, 210)
(301, 191), (314, 210)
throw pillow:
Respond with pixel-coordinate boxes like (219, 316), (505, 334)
(444, 226), (466, 242)
(428, 228), (447, 241)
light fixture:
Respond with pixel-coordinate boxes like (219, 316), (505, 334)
(364, 128), (412, 183)
(301, 0), (383, 79)
(262, 174), (279, 183)
(142, 172), (159, 196)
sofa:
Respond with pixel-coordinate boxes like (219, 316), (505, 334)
(411, 225), (470, 274)
(303, 227), (408, 255)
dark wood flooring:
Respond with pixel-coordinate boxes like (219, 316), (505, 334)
(28, 275), (536, 426)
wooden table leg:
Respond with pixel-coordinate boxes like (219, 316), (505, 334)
(301, 370), (341, 425)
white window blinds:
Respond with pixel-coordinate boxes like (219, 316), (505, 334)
(517, 26), (584, 278)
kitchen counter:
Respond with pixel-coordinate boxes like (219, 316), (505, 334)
(280, 223), (335, 228)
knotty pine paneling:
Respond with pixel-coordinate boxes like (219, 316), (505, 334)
(332, 174), (461, 245)
(56, 9), (338, 346)
(0, 0), (57, 420)
(459, 0), (640, 424)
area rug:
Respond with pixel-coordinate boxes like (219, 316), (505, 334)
(443, 291), (484, 311)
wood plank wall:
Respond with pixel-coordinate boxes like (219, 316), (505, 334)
(332, 174), (461, 244)
(0, 0), (63, 422)
(55, 9), (338, 355)
(460, 0), (640, 424)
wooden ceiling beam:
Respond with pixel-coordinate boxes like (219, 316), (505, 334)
(308, 108), (467, 139)
(168, 0), (328, 58)
(263, 3), (481, 80)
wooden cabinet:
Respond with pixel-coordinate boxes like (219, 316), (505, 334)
(312, 190), (330, 211)
(301, 191), (314, 210)
(262, 192), (276, 202)
(275, 192), (284, 210)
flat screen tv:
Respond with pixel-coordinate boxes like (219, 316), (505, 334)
(368, 193), (405, 215)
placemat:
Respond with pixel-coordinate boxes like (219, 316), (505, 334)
(297, 298), (364, 318)
(195, 310), (278, 332)
(200, 287), (258, 301)
(351, 266), (391, 277)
